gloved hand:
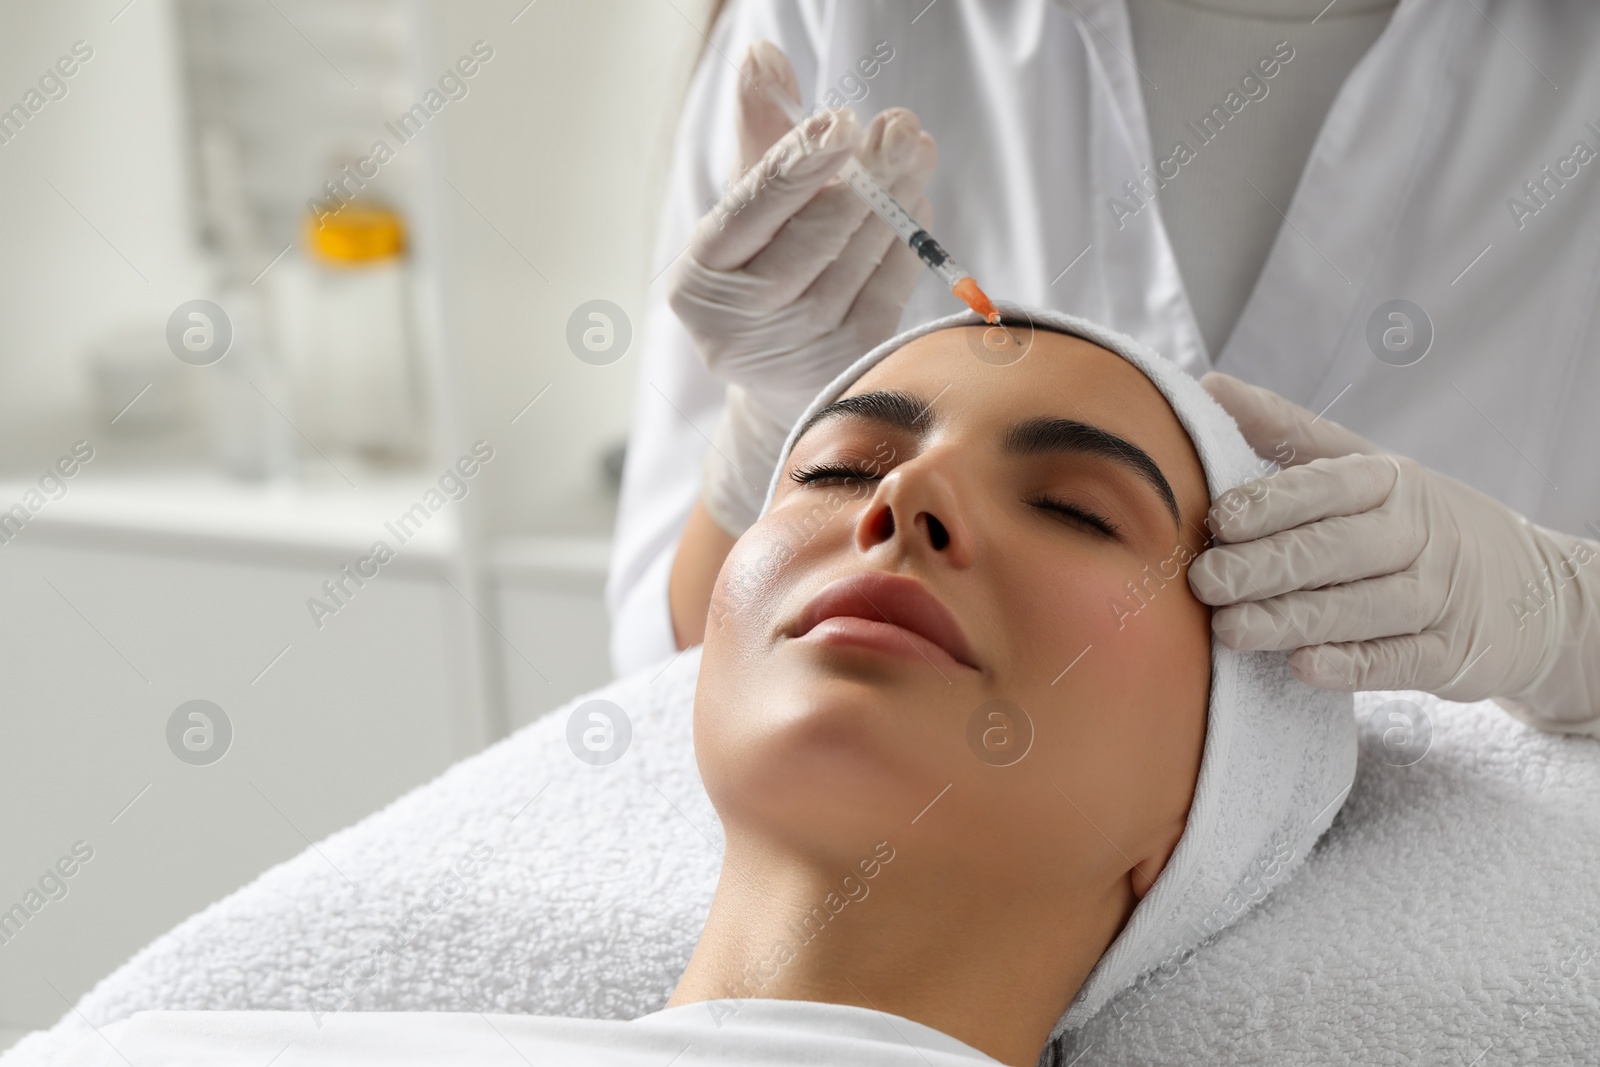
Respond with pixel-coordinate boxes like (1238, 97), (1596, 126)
(1189, 371), (1600, 728)
(669, 40), (937, 536)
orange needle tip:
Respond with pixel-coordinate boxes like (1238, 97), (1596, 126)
(951, 276), (1000, 324)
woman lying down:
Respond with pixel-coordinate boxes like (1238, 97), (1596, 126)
(60, 306), (1355, 1066)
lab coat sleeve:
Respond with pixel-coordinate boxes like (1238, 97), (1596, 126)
(606, 0), (825, 677)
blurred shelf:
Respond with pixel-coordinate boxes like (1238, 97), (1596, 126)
(0, 473), (460, 574)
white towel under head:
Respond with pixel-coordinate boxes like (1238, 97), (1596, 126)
(758, 301), (1359, 1036)
(12, 648), (1598, 1064)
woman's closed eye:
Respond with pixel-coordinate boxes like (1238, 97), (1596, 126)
(789, 460), (884, 487)
(789, 460), (1122, 539)
(1026, 494), (1122, 539)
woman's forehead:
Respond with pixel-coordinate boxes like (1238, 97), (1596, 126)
(846, 327), (1163, 428)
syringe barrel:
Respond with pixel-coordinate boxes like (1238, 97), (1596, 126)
(907, 231), (968, 288)
(839, 159), (919, 240)
(769, 130), (971, 298)
(835, 159), (969, 286)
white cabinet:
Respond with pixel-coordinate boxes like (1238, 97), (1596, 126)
(0, 478), (616, 1038)
(0, 480), (497, 1036)
(491, 537), (614, 732)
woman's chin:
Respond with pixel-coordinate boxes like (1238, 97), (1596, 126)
(703, 686), (953, 832)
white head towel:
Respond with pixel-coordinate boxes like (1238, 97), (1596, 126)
(757, 302), (1358, 1037)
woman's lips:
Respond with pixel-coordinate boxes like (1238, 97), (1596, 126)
(786, 572), (979, 672)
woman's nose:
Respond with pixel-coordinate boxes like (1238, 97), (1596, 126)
(855, 456), (975, 568)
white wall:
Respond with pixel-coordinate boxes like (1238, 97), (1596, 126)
(0, 0), (719, 530)
(422, 0), (715, 539)
(0, 0), (204, 466)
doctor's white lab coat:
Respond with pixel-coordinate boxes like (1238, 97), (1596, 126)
(608, 0), (1600, 675)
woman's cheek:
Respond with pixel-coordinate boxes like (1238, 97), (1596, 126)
(1021, 554), (1155, 650)
(1093, 553), (1212, 735)
(708, 523), (799, 642)
(705, 495), (855, 644)
(1015, 549), (1207, 689)
(768, 478), (872, 551)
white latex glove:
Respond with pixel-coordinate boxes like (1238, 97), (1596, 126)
(668, 40), (937, 536)
(1189, 371), (1600, 730)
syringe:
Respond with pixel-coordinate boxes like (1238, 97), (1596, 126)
(768, 93), (1012, 331)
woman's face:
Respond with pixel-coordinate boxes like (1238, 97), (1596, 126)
(695, 325), (1214, 910)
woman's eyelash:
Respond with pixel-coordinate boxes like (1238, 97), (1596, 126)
(789, 461), (881, 486)
(1027, 495), (1122, 538)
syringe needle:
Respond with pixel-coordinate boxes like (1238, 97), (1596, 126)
(994, 319), (1023, 348)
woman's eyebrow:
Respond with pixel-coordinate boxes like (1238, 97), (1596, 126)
(792, 389), (935, 443)
(1004, 416), (1181, 533)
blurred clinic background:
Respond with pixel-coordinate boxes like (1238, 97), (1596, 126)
(0, 0), (717, 1045)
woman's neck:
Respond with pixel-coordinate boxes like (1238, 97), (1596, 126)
(668, 830), (1134, 1066)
